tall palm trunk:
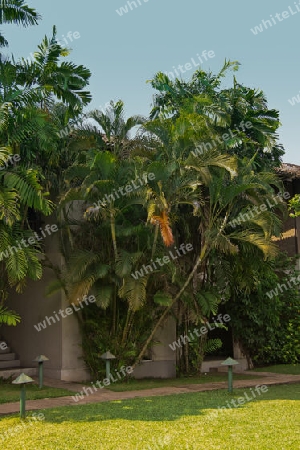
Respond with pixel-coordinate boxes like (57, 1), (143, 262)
(121, 308), (136, 346)
(184, 315), (189, 372)
(132, 243), (209, 369)
(132, 210), (231, 369)
(110, 211), (118, 335)
(110, 211), (118, 259)
(151, 223), (159, 258)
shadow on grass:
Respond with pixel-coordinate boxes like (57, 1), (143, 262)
(0, 383), (74, 405)
(38, 383), (300, 424)
(105, 372), (261, 392)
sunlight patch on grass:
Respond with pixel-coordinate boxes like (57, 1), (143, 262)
(0, 383), (299, 449)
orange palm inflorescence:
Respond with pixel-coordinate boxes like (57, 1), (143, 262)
(150, 210), (174, 247)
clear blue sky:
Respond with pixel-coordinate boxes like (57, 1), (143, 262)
(2, 0), (299, 164)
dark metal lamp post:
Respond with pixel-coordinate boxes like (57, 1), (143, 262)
(221, 357), (239, 393)
(12, 373), (34, 419)
(100, 351), (116, 378)
(33, 355), (49, 388)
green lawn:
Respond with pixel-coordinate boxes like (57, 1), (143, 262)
(252, 364), (300, 375)
(106, 372), (260, 392)
(0, 383), (299, 449)
(0, 381), (74, 404)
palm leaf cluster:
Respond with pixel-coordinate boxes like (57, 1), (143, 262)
(55, 63), (286, 370)
(0, 0), (40, 47)
(0, 12), (91, 301)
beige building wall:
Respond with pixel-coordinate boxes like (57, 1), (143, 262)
(2, 219), (90, 382)
(133, 316), (177, 379)
(60, 295), (91, 381)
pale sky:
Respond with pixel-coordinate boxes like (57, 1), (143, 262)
(2, 0), (299, 164)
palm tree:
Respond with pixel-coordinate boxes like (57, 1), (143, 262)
(0, 0), (40, 47)
(87, 100), (145, 157)
(0, 57), (47, 156)
(0, 27), (92, 195)
(149, 59), (239, 119)
(53, 92), (285, 372)
(0, 146), (53, 296)
(51, 63), (287, 373)
(0, 56), (53, 298)
(132, 108), (283, 367)
(217, 78), (284, 170)
(149, 60), (284, 171)
(17, 26), (91, 115)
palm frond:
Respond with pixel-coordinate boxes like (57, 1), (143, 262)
(119, 276), (148, 311)
(0, 306), (20, 325)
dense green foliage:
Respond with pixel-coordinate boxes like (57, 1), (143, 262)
(54, 70), (288, 373)
(288, 193), (300, 217)
(227, 254), (300, 365)
(0, 6), (91, 324)
(0, 1), (299, 372)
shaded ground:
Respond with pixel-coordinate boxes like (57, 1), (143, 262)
(1, 370), (300, 415)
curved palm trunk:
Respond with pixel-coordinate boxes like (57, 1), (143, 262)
(184, 314), (189, 372)
(132, 210), (231, 369)
(132, 243), (209, 369)
(121, 308), (134, 345)
(110, 211), (118, 335)
(151, 223), (159, 258)
(110, 211), (118, 259)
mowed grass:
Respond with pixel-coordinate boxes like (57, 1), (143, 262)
(0, 382), (74, 404)
(0, 383), (299, 450)
(106, 372), (260, 392)
(252, 364), (300, 375)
